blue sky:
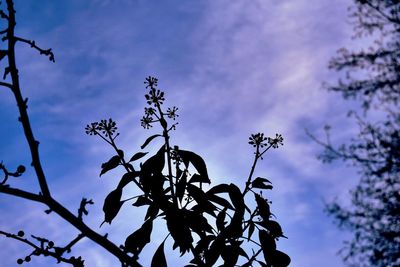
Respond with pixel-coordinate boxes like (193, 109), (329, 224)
(0, 0), (365, 266)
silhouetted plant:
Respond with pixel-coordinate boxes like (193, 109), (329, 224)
(0, 0), (290, 266)
(310, 1), (400, 266)
(85, 76), (290, 266)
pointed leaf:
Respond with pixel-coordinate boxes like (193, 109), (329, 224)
(252, 177), (273, 190)
(100, 155), (120, 176)
(178, 150), (210, 183)
(132, 195), (152, 207)
(189, 173), (209, 184)
(271, 250), (291, 267)
(254, 193), (271, 221)
(216, 208), (227, 232)
(124, 219), (153, 257)
(207, 183), (231, 195)
(145, 203), (159, 220)
(101, 188), (123, 226)
(151, 241), (167, 267)
(256, 220), (287, 238)
(247, 221), (255, 241)
(118, 171), (140, 189)
(141, 134), (162, 149)
(129, 152), (148, 162)
(259, 230), (276, 265)
(176, 171), (187, 202)
(208, 194), (234, 210)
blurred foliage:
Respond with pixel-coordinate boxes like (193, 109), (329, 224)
(319, 1), (400, 266)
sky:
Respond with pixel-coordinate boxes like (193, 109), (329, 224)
(0, 0), (366, 266)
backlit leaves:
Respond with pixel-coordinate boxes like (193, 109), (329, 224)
(140, 134), (162, 149)
(178, 150), (210, 183)
(124, 219), (153, 258)
(252, 177), (273, 190)
(99, 155), (120, 176)
(101, 188), (123, 226)
(129, 152), (148, 162)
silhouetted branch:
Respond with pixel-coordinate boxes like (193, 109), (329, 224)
(14, 36), (55, 62)
(77, 198), (94, 221)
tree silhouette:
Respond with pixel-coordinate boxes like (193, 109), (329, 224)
(0, 1), (290, 266)
(310, 1), (400, 266)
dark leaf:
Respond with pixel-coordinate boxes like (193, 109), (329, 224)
(221, 245), (239, 266)
(151, 241), (167, 267)
(176, 171), (187, 202)
(186, 184), (216, 216)
(129, 152), (148, 162)
(216, 208), (227, 232)
(189, 173), (209, 184)
(141, 146), (165, 175)
(101, 188), (123, 226)
(166, 208), (193, 255)
(271, 250), (291, 267)
(185, 210), (214, 235)
(118, 171), (140, 189)
(247, 221), (255, 241)
(140, 134), (162, 149)
(238, 247), (249, 260)
(228, 183), (245, 211)
(205, 237), (224, 266)
(124, 219), (153, 257)
(254, 193), (271, 221)
(259, 230), (276, 265)
(252, 177), (273, 190)
(132, 196), (152, 207)
(208, 194), (234, 210)
(178, 150), (210, 183)
(145, 203), (159, 220)
(207, 183), (231, 195)
(256, 220), (287, 238)
(100, 155), (120, 176)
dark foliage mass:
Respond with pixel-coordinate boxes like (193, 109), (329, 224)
(312, 1), (400, 266)
(85, 76), (289, 266)
(0, 1), (290, 266)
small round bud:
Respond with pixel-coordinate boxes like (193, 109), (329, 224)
(17, 165), (26, 174)
(17, 230), (24, 237)
(17, 258), (23, 264)
(48, 241), (54, 248)
(24, 256), (31, 262)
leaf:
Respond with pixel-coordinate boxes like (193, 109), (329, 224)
(208, 194), (234, 210)
(207, 183), (231, 195)
(118, 171), (140, 189)
(141, 134), (162, 149)
(247, 221), (255, 241)
(259, 230), (276, 265)
(188, 173), (209, 184)
(166, 209), (193, 255)
(228, 183), (245, 211)
(124, 219), (153, 257)
(145, 203), (159, 220)
(140, 146), (165, 194)
(216, 208), (227, 232)
(129, 152), (148, 162)
(256, 220), (287, 238)
(185, 210), (214, 235)
(100, 188), (123, 226)
(254, 193), (271, 221)
(0, 50), (7, 61)
(100, 155), (120, 176)
(178, 150), (210, 183)
(151, 241), (167, 267)
(271, 250), (291, 267)
(252, 177), (273, 190)
(176, 171), (187, 202)
(132, 195), (152, 207)
(186, 184), (216, 216)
